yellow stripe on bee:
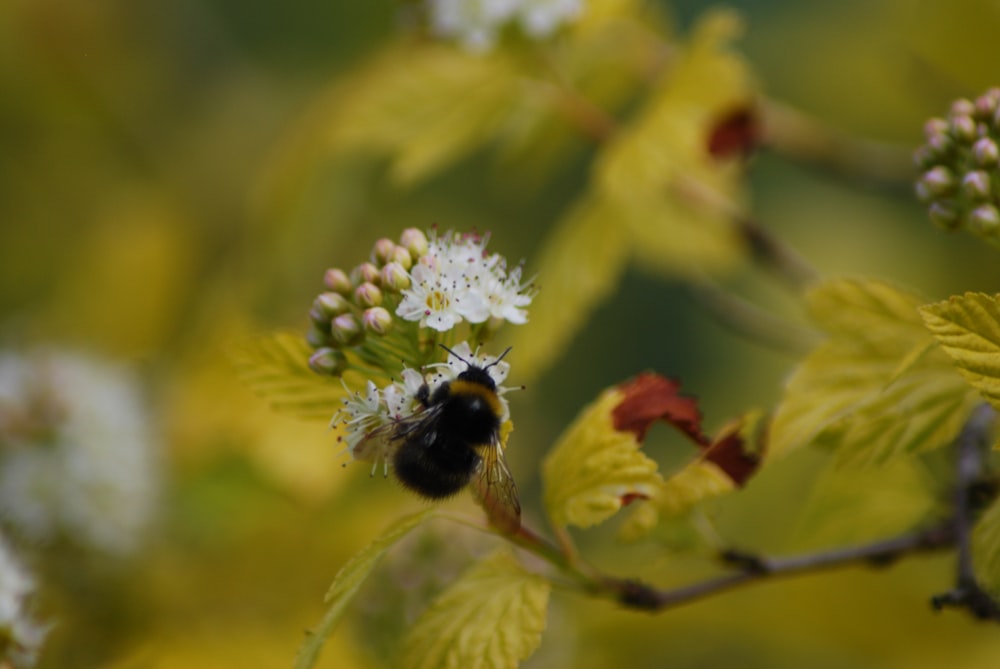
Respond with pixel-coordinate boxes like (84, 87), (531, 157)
(449, 379), (504, 419)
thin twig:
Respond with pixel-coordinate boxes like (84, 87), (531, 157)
(931, 403), (1000, 620)
(609, 522), (954, 612)
(760, 97), (916, 185)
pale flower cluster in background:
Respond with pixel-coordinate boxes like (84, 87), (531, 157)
(0, 536), (46, 667)
(427, 0), (585, 51)
(0, 351), (159, 555)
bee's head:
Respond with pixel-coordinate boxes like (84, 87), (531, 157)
(440, 345), (511, 392)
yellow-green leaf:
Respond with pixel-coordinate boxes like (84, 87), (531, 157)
(295, 509), (434, 669)
(770, 278), (979, 463)
(920, 292), (1000, 410)
(542, 385), (662, 528)
(403, 550), (550, 669)
(231, 332), (346, 421)
(595, 9), (752, 277)
(327, 45), (518, 186)
(794, 458), (936, 546)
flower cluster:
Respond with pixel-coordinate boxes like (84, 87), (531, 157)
(915, 88), (1000, 243)
(0, 536), (47, 668)
(309, 227), (531, 479)
(0, 351), (159, 554)
(307, 227), (534, 379)
(333, 342), (513, 473)
(426, 0), (585, 52)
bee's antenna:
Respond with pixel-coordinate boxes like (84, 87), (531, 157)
(438, 344), (512, 370)
(438, 344), (470, 366)
(485, 346), (513, 370)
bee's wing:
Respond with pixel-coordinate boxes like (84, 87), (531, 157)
(470, 439), (521, 535)
(349, 406), (440, 470)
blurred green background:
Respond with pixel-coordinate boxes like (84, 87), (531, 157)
(4, 0), (1000, 667)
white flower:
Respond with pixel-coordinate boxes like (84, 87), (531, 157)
(517, 0), (583, 37)
(0, 351), (159, 555)
(427, 0), (520, 51)
(426, 0), (585, 51)
(396, 231), (533, 332)
(483, 262), (533, 324)
(0, 536), (47, 668)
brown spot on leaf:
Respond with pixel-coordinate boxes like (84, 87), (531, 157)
(704, 429), (760, 487)
(707, 104), (760, 160)
(620, 492), (650, 507)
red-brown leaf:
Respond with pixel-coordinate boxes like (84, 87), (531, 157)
(612, 373), (708, 445)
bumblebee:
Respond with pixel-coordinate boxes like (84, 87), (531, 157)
(360, 347), (521, 533)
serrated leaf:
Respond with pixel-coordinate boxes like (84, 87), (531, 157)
(920, 293), (1000, 410)
(403, 550), (550, 669)
(542, 383), (663, 529)
(504, 195), (630, 380)
(771, 279), (979, 463)
(231, 332), (346, 421)
(328, 45), (518, 186)
(295, 509), (433, 669)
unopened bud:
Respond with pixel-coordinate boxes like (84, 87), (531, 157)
(353, 282), (383, 308)
(950, 114), (976, 142)
(313, 292), (350, 320)
(969, 205), (1000, 235)
(950, 98), (976, 118)
(920, 166), (955, 197)
(381, 262), (411, 291)
(400, 227), (429, 259)
(929, 201), (960, 230)
(924, 118), (948, 142)
(372, 238), (396, 265)
(331, 313), (364, 346)
(973, 137), (1000, 167)
(388, 245), (413, 270)
(308, 348), (348, 376)
(350, 262), (380, 286)
(962, 171), (991, 200)
(362, 307), (393, 335)
(976, 91), (999, 120)
(324, 268), (353, 295)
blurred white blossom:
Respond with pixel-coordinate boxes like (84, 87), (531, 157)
(427, 0), (584, 51)
(0, 351), (159, 554)
(0, 536), (47, 667)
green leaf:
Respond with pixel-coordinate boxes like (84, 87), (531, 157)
(402, 550), (550, 669)
(231, 331), (346, 421)
(920, 292), (1000, 410)
(295, 509), (434, 669)
(542, 384), (663, 529)
(770, 279), (979, 463)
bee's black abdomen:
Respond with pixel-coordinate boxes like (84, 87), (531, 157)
(392, 431), (481, 499)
